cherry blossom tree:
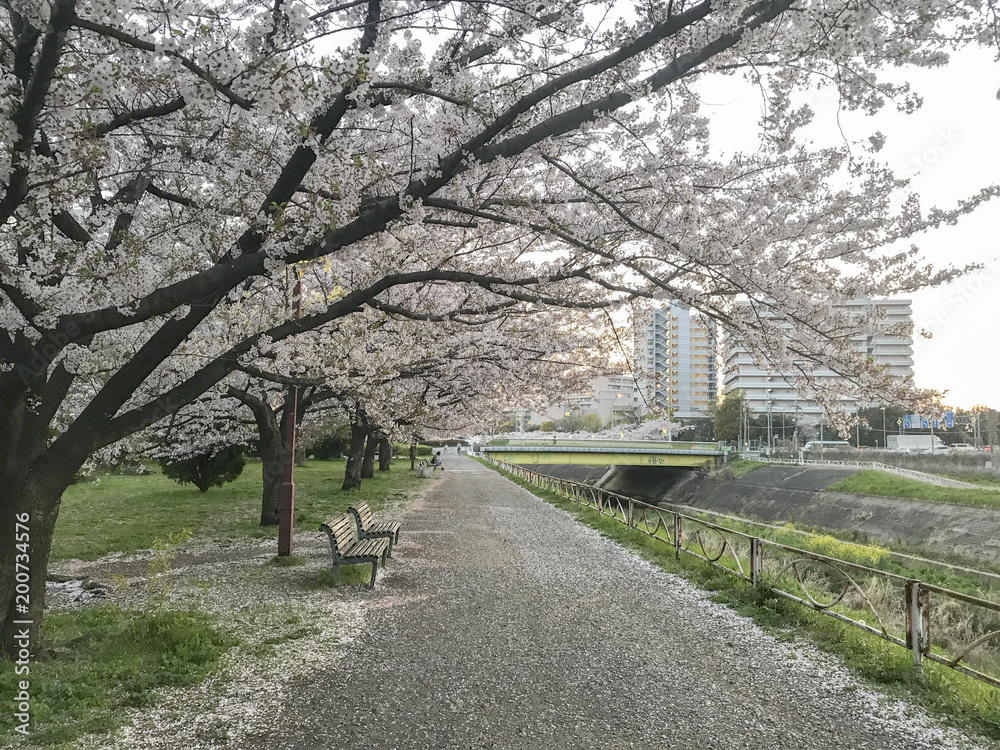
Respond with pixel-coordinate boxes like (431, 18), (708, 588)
(2, 0), (999, 654)
(255, 300), (601, 498)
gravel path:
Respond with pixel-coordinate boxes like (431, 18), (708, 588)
(240, 456), (998, 750)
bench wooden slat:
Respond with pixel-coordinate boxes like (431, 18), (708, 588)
(320, 513), (389, 588)
(348, 501), (402, 557)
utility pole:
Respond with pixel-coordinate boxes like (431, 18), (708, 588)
(793, 401), (799, 450)
(766, 390), (773, 456)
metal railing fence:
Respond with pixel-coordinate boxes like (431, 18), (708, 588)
(489, 458), (1000, 689)
(760, 457), (1000, 490)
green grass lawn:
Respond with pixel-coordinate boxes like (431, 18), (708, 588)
(53, 458), (424, 560)
(1, 607), (237, 747)
(826, 470), (1000, 509)
(1, 457), (424, 747)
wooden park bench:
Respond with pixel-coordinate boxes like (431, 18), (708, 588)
(319, 513), (390, 588)
(348, 501), (402, 557)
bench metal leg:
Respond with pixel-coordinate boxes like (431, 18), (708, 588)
(368, 560), (378, 588)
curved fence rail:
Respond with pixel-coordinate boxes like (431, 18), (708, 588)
(489, 458), (1000, 690)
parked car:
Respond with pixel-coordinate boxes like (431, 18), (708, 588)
(949, 443), (978, 452)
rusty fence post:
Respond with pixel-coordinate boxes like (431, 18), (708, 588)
(750, 537), (762, 585)
(673, 513), (682, 559)
(905, 580), (930, 666)
(627, 498), (634, 529)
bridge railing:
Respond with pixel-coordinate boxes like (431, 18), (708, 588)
(488, 457), (1000, 690)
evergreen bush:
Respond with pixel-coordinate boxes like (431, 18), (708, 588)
(160, 446), (246, 492)
(309, 431), (351, 459)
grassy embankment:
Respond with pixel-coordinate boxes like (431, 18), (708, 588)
(1, 459), (423, 748)
(719, 456), (765, 477)
(827, 470), (1000, 509)
(938, 471), (1000, 488)
(478, 458), (1000, 742)
(726, 453), (1000, 508)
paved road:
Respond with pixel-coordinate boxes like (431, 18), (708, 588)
(246, 455), (994, 750)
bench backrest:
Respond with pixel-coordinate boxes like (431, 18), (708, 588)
(350, 501), (375, 531)
(321, 514), (358, 553)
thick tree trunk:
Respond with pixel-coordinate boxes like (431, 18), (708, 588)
(342, 423), (367, 490)
(227, 387), (287, 526)
(294, 442), (307, 467)
(378, 438), (392, 472)
(259, 436), (287, 527)
(1, 460), (77, 659)
(361, 432), (377, 479)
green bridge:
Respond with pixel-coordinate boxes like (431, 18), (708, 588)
(481, 438), (729, 469)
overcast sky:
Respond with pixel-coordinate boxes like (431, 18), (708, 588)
(698, 46), (1000, 411)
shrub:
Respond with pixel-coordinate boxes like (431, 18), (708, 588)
(392, 443), (433, 457)
(308, 430), (351, 459)
(160, 446), (246, 492)
(798, 533), (890, 569)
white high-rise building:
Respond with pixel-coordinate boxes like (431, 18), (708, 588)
(638, 304), (718, 419)
(722, 298), (914, 417)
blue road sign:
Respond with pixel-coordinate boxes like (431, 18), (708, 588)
(945, 410), (954, 429)
(902, 415), (914, 429)
(920, 417), (929, 429)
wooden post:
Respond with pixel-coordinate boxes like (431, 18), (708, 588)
(905, 580), (930, 665)
(750, 537), (762, 585)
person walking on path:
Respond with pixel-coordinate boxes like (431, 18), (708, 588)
(246, 454), (997, 750)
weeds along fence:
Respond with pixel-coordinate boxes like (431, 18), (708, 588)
(489, 458), (1000, 689)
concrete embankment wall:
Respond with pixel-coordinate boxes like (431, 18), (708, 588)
(528, 463), (1000, 562)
